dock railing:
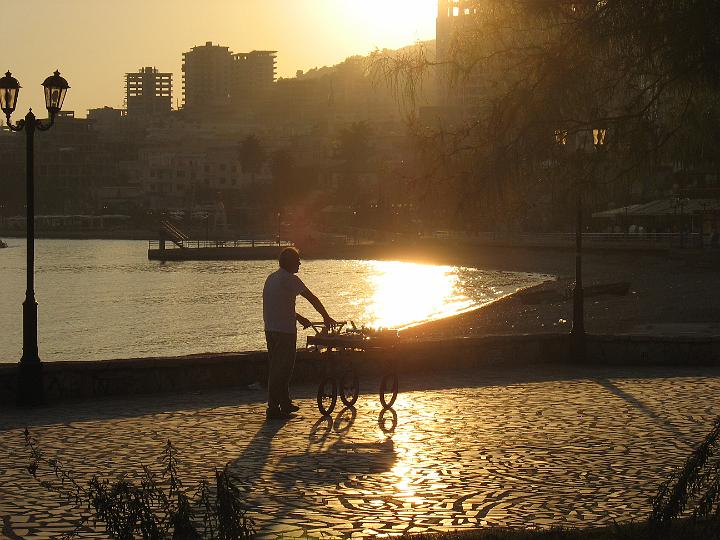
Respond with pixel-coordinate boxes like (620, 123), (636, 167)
(148, 238), (294, 250)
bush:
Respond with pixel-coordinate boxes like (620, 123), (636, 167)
(649, 415), (720, 537)
(24, 429), (254, 539)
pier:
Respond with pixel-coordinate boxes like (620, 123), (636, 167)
(147, 219), (293, 261)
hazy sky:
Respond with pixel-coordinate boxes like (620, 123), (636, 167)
(4, 0), (437, 118)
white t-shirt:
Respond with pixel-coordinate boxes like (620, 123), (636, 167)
(263, 268), (308, 334)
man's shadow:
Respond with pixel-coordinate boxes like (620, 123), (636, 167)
(272, 409), (396, 490)
(224, 406), (397, 535)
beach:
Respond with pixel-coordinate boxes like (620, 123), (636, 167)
(402, 246), (720, 340)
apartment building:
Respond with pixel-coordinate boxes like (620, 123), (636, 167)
(182, 43), (277, 117)
(125, 67), (172, 117)
(182, 42), (235, 116)
(233, 50), (277, 103)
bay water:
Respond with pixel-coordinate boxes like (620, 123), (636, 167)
(0, 239), (550, 362)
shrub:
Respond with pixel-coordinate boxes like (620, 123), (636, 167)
(650, 415), (720, 537)
(24, 429), (254, 539)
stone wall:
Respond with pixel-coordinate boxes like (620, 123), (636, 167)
(1, 333), (719, 406)
(586, 334), (720, 366)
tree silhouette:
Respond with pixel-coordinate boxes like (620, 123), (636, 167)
(237, 135), (266, 183)
(335, 122), (375, 204)
(336, 122), (374, 175)
(375, 0), (720, 229)
(270, 148), (298, 206)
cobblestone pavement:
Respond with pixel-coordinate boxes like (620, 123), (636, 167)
(2, 365), (720, 539)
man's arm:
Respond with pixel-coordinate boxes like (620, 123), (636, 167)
(300, 288), (336, 326)
(296, 313), (311, 329)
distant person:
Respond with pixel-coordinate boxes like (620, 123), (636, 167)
(263, 247), (336, 420)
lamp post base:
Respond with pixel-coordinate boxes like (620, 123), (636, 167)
(17, 359), (44, 406)
(18, 293), (44, 406)
(571, 282), (586, 362)
(570, 329), (586, 363)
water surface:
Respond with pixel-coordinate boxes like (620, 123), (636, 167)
(0, 239), (550, 362)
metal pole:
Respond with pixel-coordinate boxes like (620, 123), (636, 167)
(18, 110), (44, 406)
(571, 190), (585, 361)
(680, 202), (685, 249)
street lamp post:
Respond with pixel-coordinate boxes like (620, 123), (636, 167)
(276, 211), (281, 246)
(571, 191), (585, 340)
(674, 196), (689, 249)
(570, 128), (606, 360)
(0, 70), (70, 406)
(556, 127), (606, 362)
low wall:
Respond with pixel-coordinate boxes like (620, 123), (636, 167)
(1, 333), (719, 406)
(586, 334), (720, 365)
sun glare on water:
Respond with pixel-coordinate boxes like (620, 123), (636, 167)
(361, 261), (476, 330)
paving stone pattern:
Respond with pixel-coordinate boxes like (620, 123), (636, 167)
(1, 366), (720, 539)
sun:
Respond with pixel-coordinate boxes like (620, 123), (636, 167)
(341, 0), (438, 49)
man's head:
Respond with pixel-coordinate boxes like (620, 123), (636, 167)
(279, 247), (301, 273)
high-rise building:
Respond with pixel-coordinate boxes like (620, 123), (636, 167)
(182, 43), (278, 116)
(125, 67), (172, 117)
(182, 42), (234, 116)
(436, 0), (483, 107)
(232, 50), (277, 102)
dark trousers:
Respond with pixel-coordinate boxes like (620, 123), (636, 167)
(265, 331), (297, 410)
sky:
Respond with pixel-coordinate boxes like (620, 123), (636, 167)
(3, 0), (437, 118)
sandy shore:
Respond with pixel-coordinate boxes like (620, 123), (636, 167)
(401, 245), (720, 340)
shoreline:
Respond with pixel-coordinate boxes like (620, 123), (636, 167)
(2, 240), (720, 403)
(3, 237), (720, 363)
(403, 246), (720, 340)
(0, 268), (552, 366)
(400, 279), (555, 338)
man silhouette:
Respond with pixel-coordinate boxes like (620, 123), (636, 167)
(263, 247), (336, 419)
